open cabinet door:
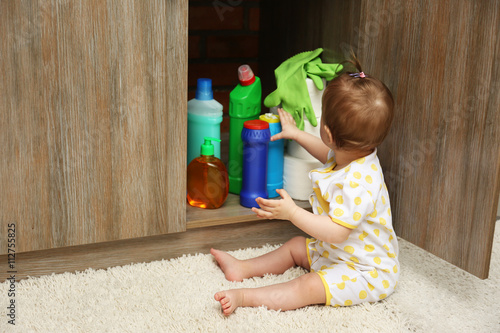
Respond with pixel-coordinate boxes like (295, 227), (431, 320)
(260, 0), (500, 278)
(0, 0), (187, 254)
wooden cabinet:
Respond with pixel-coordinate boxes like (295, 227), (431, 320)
(0, 0), (302, 260)
(0, 0), (188, 253)
(1, 0), (499, 280)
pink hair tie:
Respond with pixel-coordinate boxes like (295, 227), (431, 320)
(349, 72), (366, 78)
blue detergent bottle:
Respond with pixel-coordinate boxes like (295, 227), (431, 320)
(240, 120), (271, 208)
(187, 79), (223, 165)
(259, 113), (284, 198)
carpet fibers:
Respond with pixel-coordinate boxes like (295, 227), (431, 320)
(1, 221), (499, 332)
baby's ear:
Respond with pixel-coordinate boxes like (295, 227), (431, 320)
(323, 124), (334, 145)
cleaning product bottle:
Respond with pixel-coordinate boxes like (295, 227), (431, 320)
(259, 113), (284, 198)
(228, 65), (262, 194)
(187, 78), (223, 165)
(240, 120), (270, 208)
(187, 137), (229, 209)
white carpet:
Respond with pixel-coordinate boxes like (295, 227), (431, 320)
(2, 221), (499, 333)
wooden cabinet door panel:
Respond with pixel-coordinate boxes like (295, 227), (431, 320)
(0, 0), (187, 253)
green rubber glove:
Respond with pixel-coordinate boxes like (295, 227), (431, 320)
(264, 48), (324, 130)
(305, 59), (343, 90)
(264, 48), (343, 130)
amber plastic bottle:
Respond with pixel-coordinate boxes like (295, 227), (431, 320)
(187, 137), (229, 209)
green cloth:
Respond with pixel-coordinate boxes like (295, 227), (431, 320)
(264, 48), (343, 130)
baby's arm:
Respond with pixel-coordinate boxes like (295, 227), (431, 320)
(272, 108), (331, 164)
(252, 189), (351, 244)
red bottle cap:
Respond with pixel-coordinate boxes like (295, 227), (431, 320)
(244, 119), (269, 130)
(238, 64), (256, 86)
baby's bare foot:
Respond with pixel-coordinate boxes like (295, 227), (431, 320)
(210, 248), (247, 282)
(214, 290), (243, 316)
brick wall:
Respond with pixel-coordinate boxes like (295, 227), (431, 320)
(189, 0), (260, 160)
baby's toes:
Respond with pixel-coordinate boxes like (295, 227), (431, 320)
(221, 297), (230, 306)
(222, 300), (232, 311)
(223, 302), (234, 315)
(214, 291), (225, 301)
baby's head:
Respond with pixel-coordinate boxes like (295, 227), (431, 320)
(321, 60), (394, 152)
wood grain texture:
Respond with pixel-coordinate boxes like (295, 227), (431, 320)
(0, 220), (307, 281)
(260, 0), (500, 278)
(0, 0), (188, 254)
(357, 0), (500, 279)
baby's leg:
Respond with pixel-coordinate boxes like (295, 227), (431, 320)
(211, 236), (309, 282)
(215, 272), (326, 315)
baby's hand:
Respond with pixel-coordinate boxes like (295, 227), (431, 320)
(271, 108), (301, 142)
(251, 189), (298, 221)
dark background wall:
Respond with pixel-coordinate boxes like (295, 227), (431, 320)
(188, 0), (261, 155)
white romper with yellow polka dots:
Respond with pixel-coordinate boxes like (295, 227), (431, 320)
(307, 149), (400, 307)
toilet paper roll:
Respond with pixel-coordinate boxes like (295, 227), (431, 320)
(268, 105), (280, 115)
(287, 78), (325, 160)
(269, 79), (326, 160)
(269, 78), (324, 122)
(283, 153), (323, 201)
(287, 116), (321, 159)
(306, 78), (325, 120)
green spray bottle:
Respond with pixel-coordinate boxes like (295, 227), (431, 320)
(228, 65), (262, 194)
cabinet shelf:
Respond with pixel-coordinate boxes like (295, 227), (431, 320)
(186, 193), (312, 229)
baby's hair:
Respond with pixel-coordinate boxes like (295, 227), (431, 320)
(321, 54), (394, 151)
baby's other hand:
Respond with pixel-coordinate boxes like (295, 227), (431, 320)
(251, 189), (298, 221)
(271, 108), (301, 142)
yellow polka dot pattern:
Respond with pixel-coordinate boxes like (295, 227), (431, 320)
(307, 149), (399, 307)
(359, 231), (368, 240)
(365, 244), (375, 252)
(336, 195), (343, 204)
(344, 246), (355, 254)
(334, 208), (344, 217)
